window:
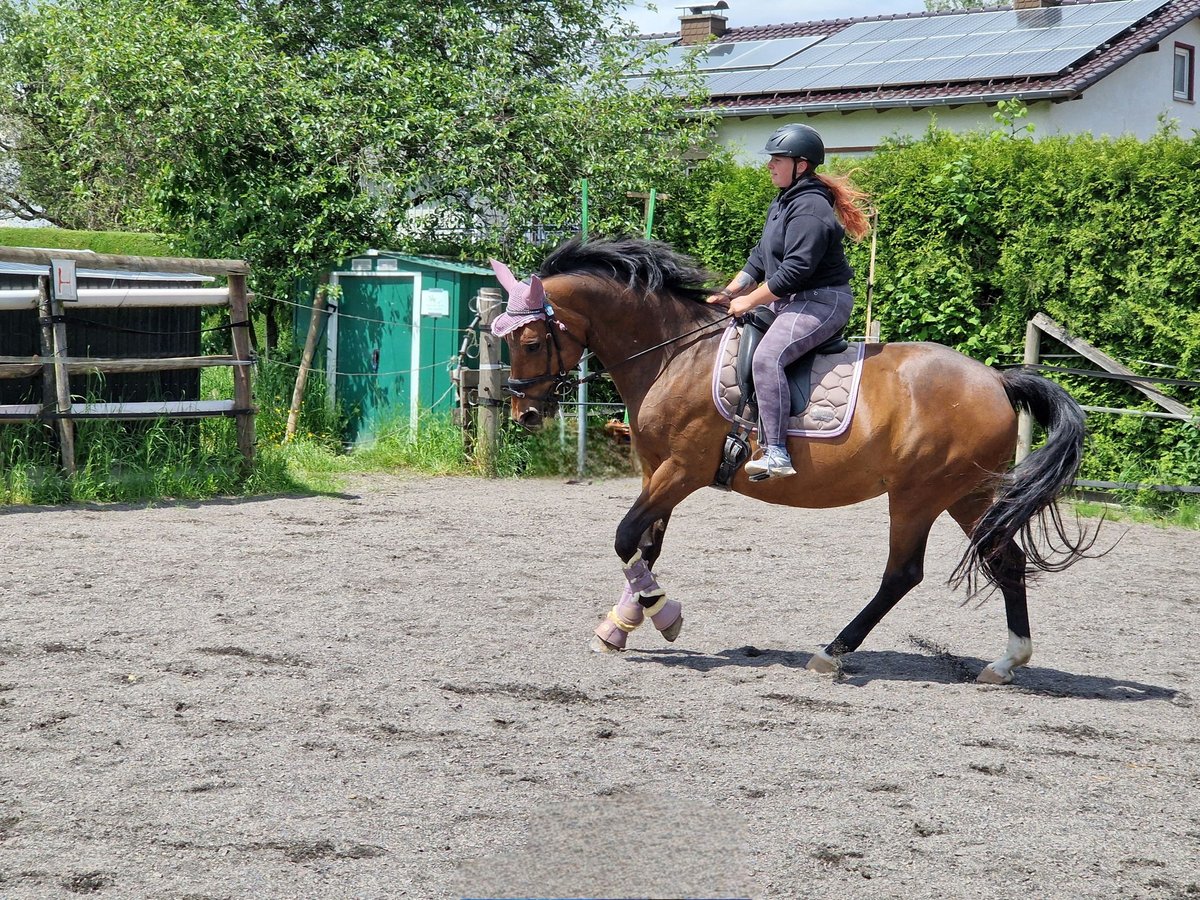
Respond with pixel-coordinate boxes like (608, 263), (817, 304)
(1175, 43), (1195, 102)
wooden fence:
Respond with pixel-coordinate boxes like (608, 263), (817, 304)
(0, 247), (254, 474)
(1018, 312), (1199, 495)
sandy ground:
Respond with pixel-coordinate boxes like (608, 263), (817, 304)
(1, 473), (1198, 900)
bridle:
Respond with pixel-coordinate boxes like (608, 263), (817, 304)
(504, 303), (584, 402)
(504, 295), (734, 403)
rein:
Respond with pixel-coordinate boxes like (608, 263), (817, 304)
(505, 296), (734, 401)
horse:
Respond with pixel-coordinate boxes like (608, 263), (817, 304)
(491, 237), (1096, 685)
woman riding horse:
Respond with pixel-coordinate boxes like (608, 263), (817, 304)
(490, 237), (1096, 685)
(707, 123), (869, 480)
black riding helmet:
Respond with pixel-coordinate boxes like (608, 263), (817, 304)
(762, 124), (825, 167)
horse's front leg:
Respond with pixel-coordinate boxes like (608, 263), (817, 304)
(590, 464), (698, 652)
(591, 513), (674, 651)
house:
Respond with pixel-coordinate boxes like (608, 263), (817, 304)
(637, 0), (1200, 159)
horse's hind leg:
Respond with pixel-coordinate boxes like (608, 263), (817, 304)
(807, 502), (935, 673)
(948, 493), (1032, 685)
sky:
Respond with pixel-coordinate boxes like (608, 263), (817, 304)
(621, 0), (930, 34)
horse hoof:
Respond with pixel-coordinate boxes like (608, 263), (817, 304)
(590, 634), (623, 654)
(806, 649), (839, 674)
(660, 615), (683, 643)
(976, 664), (1012, 685)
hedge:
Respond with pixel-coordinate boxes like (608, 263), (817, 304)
(659, 123), (1200, 491)
(0, 226), (175, 257)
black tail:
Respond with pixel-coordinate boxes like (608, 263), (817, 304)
(952, 367), (1100, 591)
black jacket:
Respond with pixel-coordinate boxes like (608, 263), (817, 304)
(742, 175), (853, 297)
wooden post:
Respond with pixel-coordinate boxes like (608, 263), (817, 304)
(227, 272), (256, 466)
(475, 288), (503, 475)
(864, 210), (879, 343)
(35, 277), (57, 412)
(626, 191), (670, 240)
(1016, 318), (1040, 464)
(39, 276), (77, 475)
(285, 280), (328, 441)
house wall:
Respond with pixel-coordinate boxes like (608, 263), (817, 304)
(717, 17), (1200, 162)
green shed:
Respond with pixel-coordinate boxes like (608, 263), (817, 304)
(294, 251), (500, 444)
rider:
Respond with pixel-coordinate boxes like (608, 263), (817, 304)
(707, 123), (870, 479)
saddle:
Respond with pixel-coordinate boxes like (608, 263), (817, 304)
(713, 307), (850, 488)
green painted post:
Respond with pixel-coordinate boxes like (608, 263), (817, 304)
(644, 188), (657, 239)
(581, 179), (589, 240)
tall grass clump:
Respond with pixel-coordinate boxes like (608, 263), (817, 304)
(0, 414), (299, 505)
(352, 411), (472, 474)
(493, 414), (637, 479)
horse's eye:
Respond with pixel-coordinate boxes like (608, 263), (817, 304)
(521, 342), (541, 354)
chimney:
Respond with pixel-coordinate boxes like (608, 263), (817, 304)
(678, 2), (729, 46)
(1013, 0), (1060, 8)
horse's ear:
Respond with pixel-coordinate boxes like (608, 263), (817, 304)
(488, 259), (520, 295)
(528, 274), (545, 304)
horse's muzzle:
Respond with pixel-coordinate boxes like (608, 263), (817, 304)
(518, 407), (544, 431)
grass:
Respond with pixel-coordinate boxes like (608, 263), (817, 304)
(1073, 496), (1200, 529)
(2, 357), (1195, 524)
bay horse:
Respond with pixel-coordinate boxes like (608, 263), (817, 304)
(494, 237), (1095, 684)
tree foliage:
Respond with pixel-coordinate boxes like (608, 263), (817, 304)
(0, 0), (715, 328)
(924, 0), (987, 11)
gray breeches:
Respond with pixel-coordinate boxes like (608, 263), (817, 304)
(752, 285), (853, 447)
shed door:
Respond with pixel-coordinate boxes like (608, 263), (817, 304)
(333, 274), (416, 443)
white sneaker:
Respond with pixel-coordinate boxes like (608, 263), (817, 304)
(744, 445), (796, 478)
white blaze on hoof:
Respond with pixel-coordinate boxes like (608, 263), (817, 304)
(589, 634), (623, 654)
(978, 630), (1032, 685)
(976, 664), (1012, 685)
(806, 648), (839, 674)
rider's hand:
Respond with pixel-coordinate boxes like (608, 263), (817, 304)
(706, 291), (731, 308)
(728, 294), (759, 317)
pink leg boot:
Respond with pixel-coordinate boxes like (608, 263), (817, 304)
(592, 584), (644, 651)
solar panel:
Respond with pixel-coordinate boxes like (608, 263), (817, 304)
(631, 35), (826, 76)
(724, 0), (1169, 96)
(718, 37), (825, 69)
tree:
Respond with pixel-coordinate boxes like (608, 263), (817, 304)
(0, 0), (715, 345)
(924, 0), (987, 10)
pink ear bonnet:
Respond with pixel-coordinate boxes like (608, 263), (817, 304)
(488, 259), (555, 337)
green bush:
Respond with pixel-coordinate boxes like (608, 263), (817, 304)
(0, 226), (177, 256)
(665, 124), (1200, 497)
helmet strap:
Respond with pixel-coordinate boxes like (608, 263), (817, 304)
(789, 158), (807, 188)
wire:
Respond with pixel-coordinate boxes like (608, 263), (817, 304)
(259, 355), (461, 378)
(259, 292), (476, 335)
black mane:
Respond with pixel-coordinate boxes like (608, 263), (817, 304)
(537, 237), (715, 305)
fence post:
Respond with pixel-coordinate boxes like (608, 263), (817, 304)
(227, 272), (256, 466)
(36, 277), (57, 412)
(476, 288), (503, 475)
(576, 356), (588, 479)
(38, 276), (76, 475)
(1016, 318), (1040, 464)
(285, 279), (328, 442)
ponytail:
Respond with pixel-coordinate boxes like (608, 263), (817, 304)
(815, 171), (872, 242)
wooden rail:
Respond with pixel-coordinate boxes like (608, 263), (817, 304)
(1018, 314), (1198, 497)
(0, 246), (249, 276)
(0, 287), (231, 311)
(0, 252), (255, 472)
(0, 355), (242, 379)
